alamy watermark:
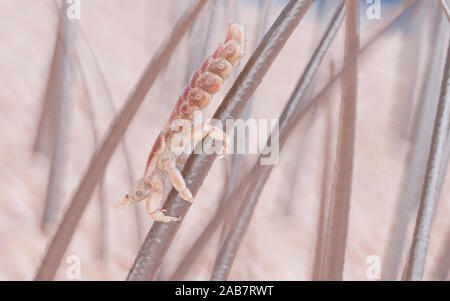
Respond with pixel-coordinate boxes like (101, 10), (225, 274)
(366, 0), (381, 20)
(66, 0), (81, 20)
(169, 111), (280, 166)
(66, 254), (81, 280)
(366, 255), (381, 280)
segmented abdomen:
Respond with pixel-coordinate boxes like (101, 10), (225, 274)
(169, 22), (244, 123)
(145, 23), (245, 173)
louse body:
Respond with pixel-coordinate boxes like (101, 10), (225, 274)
(116, 23), (245, 222)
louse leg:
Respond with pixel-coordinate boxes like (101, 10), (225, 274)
(163, 123), (229, 205)
(149, 209), (180, 223)
(176, 153), (189, 167)
(145, 172), (180, 222)
(191, 123), (230, 158)
(169, 120), (229, 158)
(163, 158), (194, 203)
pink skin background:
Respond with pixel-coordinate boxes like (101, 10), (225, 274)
(0, 0), (449, 280)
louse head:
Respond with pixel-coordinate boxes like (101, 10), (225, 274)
(132, 178), (152, 200)
(123, 178), (152, 206)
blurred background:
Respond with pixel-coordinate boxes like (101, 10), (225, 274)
(0, 0), (449, 280)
